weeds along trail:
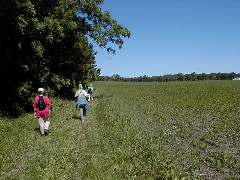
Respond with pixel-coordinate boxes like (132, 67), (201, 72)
(0, 98), (97, 179)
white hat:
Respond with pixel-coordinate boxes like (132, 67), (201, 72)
(78, 84), (83, 89)
(38, 88), (44, 92)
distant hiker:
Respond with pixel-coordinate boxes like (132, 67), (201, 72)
(75, 84), (90, 120)
(33, 88), (53, 135)
(86, 84), (94, 101)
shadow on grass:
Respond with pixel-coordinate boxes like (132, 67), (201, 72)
(34, 127), (39, 132)
(72, 114), (80, 120)
(33, 127), (44, 136)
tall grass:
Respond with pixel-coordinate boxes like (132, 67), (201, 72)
(0, 81), (239, 179)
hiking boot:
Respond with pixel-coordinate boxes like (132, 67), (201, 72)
(44, 129), (48, 135)
(82, 116), (86, 122)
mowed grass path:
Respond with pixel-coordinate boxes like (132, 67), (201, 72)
(0, 81), (240, 179)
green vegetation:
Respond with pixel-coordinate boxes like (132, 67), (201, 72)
(99, 72), (239, 82)
(1, 81), (239, 179)
(0, 0), (130, 116)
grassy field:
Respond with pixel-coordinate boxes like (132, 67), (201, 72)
(0, 81), (239, 179)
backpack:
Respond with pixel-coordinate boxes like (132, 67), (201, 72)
(87, 86), (93, 94)
(37, 96), (46, 110)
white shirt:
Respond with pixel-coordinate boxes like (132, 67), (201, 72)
(75, 89), (88, 98)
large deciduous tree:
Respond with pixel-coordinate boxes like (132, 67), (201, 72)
(0, 0), (130, 116)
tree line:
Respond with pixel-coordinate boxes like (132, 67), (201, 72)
(0, 0), (130, 116)
(98, 72), (240, 82)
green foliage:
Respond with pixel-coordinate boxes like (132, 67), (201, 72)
(0, 0), (130, 116)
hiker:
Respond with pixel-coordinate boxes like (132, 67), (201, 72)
(75, 84), (90, 120)
(86, 84), (94, 101)
(33, 88), (53, 135)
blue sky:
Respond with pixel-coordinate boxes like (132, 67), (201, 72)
(95, 0), (240, 77)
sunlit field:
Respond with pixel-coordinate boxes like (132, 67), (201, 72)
(0, 80), (239, 179)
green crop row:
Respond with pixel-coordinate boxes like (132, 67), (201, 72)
(91, 80), (240, 179)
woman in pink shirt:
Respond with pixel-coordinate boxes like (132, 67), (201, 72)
(33, 88), (53, 135)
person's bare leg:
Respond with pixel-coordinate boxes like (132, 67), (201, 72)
(38, 117), (45, 135)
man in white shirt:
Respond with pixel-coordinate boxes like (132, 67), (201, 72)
(75, 84), (90, 121)
(75, 84), (88, 98)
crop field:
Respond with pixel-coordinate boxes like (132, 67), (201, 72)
(0, 80), (239, 179)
